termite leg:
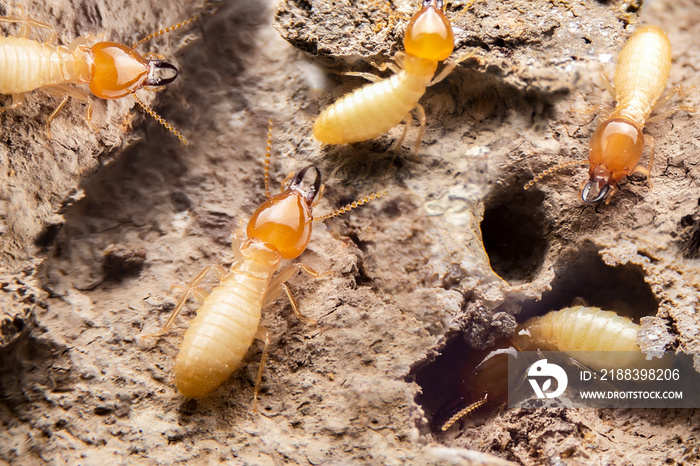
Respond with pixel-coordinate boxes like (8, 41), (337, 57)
(603, 184), (618, 205)
(430, 61), (457, 86)
(170, 285), (209, 304)
(146, 264), (227, 337)
(450, 47), (485, 70)
(599, 72), (616, 100)
(66, 34), (96, 52)
(628, 134), (655, 187)
(372, 59), (401, 74)
(645, 104), (695, 124)
(392, 113), (412, 160)
(360, 52), (404, 77)
(646, 86), (696, 124)
(263, 263), (333, 324)
(230, 223), (247, 261)
(411, 103), (427, 158)
(650, 84), (695, 113)
(280, 284), (317, 325)
(42, 84), (95, 136)
(0, 93), (25, 113)
(0, 16), (56, 41)
(342, 71), (383, 83)
(394, 103), (427, 160)
(252, 326), (271, 413)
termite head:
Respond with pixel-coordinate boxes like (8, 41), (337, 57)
(89, 42), (178, 99)
(404, 0), (454, 61)
(247, 165), (321, 260)
(582, 118), (644, 203)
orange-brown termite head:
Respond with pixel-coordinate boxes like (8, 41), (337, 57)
(89, 42), (178, 99)
(247, 165), (321, 260)
(404, 0), (454, 62)
(581, 117), (645, 203)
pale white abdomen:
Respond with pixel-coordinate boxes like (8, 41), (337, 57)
(613, 25), (671, 125)
(512, 306), (668, 370)
(174, 256), (277, 398)
(0, 37), (84, 94)
(520, 306), (639, 352)
(313, 69), (433, 144)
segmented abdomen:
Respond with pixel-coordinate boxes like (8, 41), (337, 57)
(613, 25), (672, 125)
(512, 306), (667, 370)
(313, 70), (432, 144)
(174, 257), (275, 398)
(0, 37), (80, 94)
(520, 306), (639, 352)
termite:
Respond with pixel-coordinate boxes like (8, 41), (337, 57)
(313, 0), (457, 156)
(525, 25), (692, 203)
(149, 121), (385, 406)
(0, 11), (197, 143)
(437, 306), (665, 431)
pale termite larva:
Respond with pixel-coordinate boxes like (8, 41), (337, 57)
(313, 0), (456, 155)
(0, 12), (198, 143)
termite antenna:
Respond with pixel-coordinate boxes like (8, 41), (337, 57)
(439, 395), (488, 432)
(314, 190), (387, 221)
(524, 160), (588, 190)
(264, 119), (273, 199)
(132, 12), (202, 49)
(133, 93), (189, 145)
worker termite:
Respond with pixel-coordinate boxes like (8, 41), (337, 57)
(313, 0), (458, 156)
(0, 11), (197, 143)
(525, 25), (693, 203)
(437, 306), (666, 431)
(149, 121), (385, 407)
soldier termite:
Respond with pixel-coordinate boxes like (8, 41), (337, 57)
(148, 121), (385, 407)
(437, 306), (666, 431)
(313, 0), (459, 156)
(0, 11), (198, 143)
(525, 25), (693, 203)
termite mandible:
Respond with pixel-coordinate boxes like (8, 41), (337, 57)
(0, 11), (197, 143)
(437, 306), (667, 431)
(313, 0), (459, 156)
(526, 25), (693, 203)
(149, 121), (385, 407)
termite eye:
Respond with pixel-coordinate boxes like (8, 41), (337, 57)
(146, 60), (179, 86)
(89, 42), (150, 99)
(404, 2), (454, 61)
(247, 190), (313, 260)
